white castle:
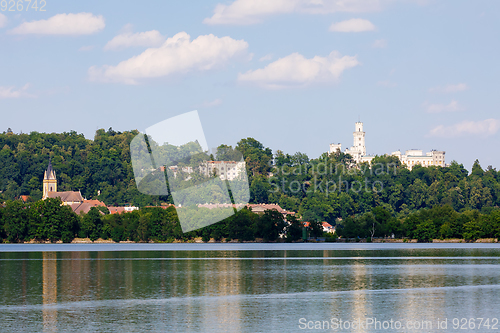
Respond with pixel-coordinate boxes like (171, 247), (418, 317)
(330, 122), (445, 170)
(168, 160), (245, 181)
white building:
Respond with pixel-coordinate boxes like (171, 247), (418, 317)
(330, 121), (375, 164)
(200, 161), (246, 181)
(330, 121), (445, 169)
(167, 161), (245, 181)
(391, 149), (445, 170)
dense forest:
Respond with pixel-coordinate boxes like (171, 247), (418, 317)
(1, 197), (499, 243)
(1, 128), (500, 242)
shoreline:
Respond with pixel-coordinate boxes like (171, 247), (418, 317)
(1, 242), (500, 253)
(13, 237), (499, 244)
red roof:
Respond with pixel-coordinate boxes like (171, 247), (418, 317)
(84, 199), (106, 207)
(246, 203), (294, 215)
(70, 202), (105, 215)
(48, 191), (84, 203)
(144, 204), (175, 209)
(108, 207), (125, 214)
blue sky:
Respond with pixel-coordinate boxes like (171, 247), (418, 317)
(1, 0), (499, 170)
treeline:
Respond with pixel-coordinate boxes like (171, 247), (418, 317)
(336, 205), (500, 242)
(1, 198), (499, 243)
(0, 129), (149, 206)
(0, 197), (309, 243)
(264, 152), (500, 224)
(2, 129), (500, 225)
(0, 130), (272, 207)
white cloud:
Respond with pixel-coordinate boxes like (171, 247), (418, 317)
(425, 100), (463, 113)
(200, 98), (223, 108)
(429, 83), (468, 93)
(329, 18), (375, 32)
(0, 13), (7, 28)
(0, 84), (35, 99)
(204, 0), (383, 25)
(8, 13), (105, 35)
(119, 23), (134, 33)
(238, 51), (359, 89)
(259, 54), (273, 62)
(372, 39), (387, 48)
(104, 30), (165, 51)
(377, 80), (396, 87)
(89, 32), (249, 84)
(429, 119), (500, 138)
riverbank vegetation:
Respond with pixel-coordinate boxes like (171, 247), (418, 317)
(1, 198), (499, 243)
(2, 129), (500, 243)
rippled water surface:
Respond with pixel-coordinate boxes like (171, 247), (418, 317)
(1, 244), (499, 332)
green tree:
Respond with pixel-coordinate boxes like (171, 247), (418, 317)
(413, 219), (437, 242)
(80, 207), (103, 241)
(285, 215), (302, 242)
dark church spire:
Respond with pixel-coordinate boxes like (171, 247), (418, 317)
(44, 157), (56, 180)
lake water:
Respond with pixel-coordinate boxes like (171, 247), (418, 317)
(1, 244), (499, 332)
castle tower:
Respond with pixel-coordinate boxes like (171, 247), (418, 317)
(329, 143), (342, 154)
(43, 158), (57, 199)
(353, 121), (366, 156)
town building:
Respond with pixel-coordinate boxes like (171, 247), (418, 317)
(246, 203), (295, 220)
(200, 161), (246, 181)
(108, 206), (139, 214)
(164, 160), (245, 181)
(42, 160), (106, 214)
(194, 203), (296, 220)
(322, 222), (335, 233)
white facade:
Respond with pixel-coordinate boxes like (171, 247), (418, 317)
(329, 143), (342, 153)
(391, 149), (445, 170)
(330, 121), (445, 168)
(330, 121), (374, 164)
(167, 161), (245, 180)
(200, 161), (246, 180)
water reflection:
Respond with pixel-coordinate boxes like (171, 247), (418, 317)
(0, 248), (500, 332)
(42, 252), (57, 332)
(351, 260), (368, 333)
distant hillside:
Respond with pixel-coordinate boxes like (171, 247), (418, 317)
(1, 129), (500, 223)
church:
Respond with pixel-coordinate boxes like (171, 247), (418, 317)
(42, 159), (106, 214)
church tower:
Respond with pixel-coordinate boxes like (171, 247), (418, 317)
(43, 158), (57, 199)
(353, 121), (366, 156)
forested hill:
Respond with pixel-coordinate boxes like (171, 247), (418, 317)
(0, 129), (144, 205)
(1, 129), (499, 223)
